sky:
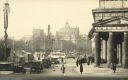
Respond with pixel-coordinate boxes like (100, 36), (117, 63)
(0, 0), (99, 40)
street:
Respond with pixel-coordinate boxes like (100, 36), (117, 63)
(0, 58), (128, 80)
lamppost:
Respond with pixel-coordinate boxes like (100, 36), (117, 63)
(3, 0), (10, 61)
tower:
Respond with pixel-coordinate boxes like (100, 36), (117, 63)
(48, 24), (51, 36)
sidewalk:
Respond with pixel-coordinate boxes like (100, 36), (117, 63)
(74, 63), (128, 77)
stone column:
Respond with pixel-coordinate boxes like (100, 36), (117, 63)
(117, 44), (119, 64)
(105, 40), (107, 61)
(102, 40), (107, 62)
(101, 40), (103, 60)
(94, 32), (101, 67)
(119, 43), (122, 65)
(107, 32), (114, 67)
(123, 32), (128, 68)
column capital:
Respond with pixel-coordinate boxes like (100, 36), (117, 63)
(108, 32), (114, 36)
(124, 32), (128, 34)
(94, 32), (100, 41)
(94, 32), (100, 36)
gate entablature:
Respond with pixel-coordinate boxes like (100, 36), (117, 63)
(88, 16), (128, 39)
(92, 8), (128, 23)
(93, 16), (128, 32)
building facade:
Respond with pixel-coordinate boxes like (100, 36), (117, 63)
(56, 22), (79, 51)
(56, 22), (79, 43)
(32, 29), (45, 51)
(88, 0), (128, 68)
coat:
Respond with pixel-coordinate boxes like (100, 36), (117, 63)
(112, 63), (116, 71)
(61, 65), (65, 73)
(80, 64), (83, 73)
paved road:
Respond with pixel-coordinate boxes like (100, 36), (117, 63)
(0, 58), (128, 80)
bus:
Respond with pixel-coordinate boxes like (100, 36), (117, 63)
(49, 52), (66, 64)
(50, 52), (66, 59)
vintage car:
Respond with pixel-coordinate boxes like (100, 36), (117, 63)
(13, 65), (26, 73)
(0, 62), (14, 74)
(28, 61), (43, 73)
(42, 59), (51, 68)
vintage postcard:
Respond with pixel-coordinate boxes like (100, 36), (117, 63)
(0, 0), (128, 80)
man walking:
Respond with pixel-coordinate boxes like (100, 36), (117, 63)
(61, 64), (66, 76)
(80, 63), (83, 74)
(112, 62), (116, 73)
(111, 48), (117, 73)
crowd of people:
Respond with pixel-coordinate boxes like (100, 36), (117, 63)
(53, 55), (117, 75)
(76, 56), (94, 67)
(76, 55), (117, 74)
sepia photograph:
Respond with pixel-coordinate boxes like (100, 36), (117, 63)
(0, 0), (128, 80)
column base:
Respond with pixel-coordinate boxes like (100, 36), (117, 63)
(123, 65), (128, 68)
(94, 64), (100, 67)
(107, 64), (111, 68)
(118, 63), (122, 67)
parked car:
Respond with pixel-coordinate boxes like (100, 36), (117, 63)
(42, 59), (51, 68)
(13, 65), (26, 73)
(27, 61), (43, 73)
(0, 62), (14, 74)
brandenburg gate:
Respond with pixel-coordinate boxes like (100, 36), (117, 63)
(88, 0), (128, 68)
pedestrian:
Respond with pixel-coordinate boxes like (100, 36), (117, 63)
(87, 57), (90, 66)
(61, 64), (66, 76)
(61, 58), (64, 63)
(76, 59), (79, 67)
(80, 63), (83, 74)
(52, 64), (55, 71)
(111, 49), (117, 73)
(111, 62), (116, 73)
